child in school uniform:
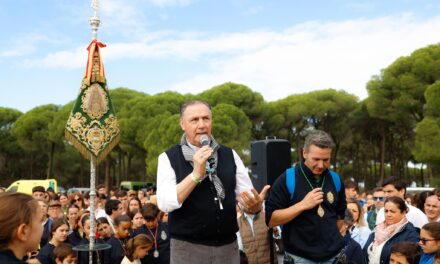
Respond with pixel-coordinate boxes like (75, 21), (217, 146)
(104, 215), (132, 264)
(140, 204), (170, 264)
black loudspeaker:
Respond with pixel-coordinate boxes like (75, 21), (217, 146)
(251, 139), (292, 193)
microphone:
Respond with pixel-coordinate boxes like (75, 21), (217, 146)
(199, 135), (215, 168)
(199, 134), (210, 146)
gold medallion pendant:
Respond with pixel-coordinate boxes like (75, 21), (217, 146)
(317, 205), (325, 217)
(327, 191), (334, 204)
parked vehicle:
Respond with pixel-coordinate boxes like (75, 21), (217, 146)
(6, 179), (58, 194)
(67, 187), (90, 195)
(120, 181), (153, 191)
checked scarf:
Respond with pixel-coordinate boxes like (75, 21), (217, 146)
(180, 134), (225, 201)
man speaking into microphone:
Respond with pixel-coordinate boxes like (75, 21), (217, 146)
(157, 100), (268, 264)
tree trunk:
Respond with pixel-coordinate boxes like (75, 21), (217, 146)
(332, 141), (340, 171)
(127, 153), (132, 181)
(379, 128), (385, 184)
(105, 157), (110, 195)
(118, 149), (123, 182)
(30, 153), (34, 179)
(79, 159), (84, 187)
(47, 142), (55, 179)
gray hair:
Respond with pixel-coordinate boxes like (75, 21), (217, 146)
(180, 100), (212, 118)
(304, 130), (335, 150)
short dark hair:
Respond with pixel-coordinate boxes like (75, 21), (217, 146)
(53, 243), (76, 261)
(142, 203), (159, 220)
(105, 199), (121, 215)
(390, 241), (421, 264)
(372, 187), (383, 193)
(303, 130), (335, 150)
(180, 100), (211, 118)
(114, 215), (131, 226)
(422, 222), (440, 240)
(385, 196), (408, 213)
(96, 217), (110, 226)
(116, 190), (127, 198)
(344, 180), (358, 191)
(32, 186), (45, 193)
(382, 176), (406, 192)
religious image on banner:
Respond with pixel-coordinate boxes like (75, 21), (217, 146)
(65, 40), (120, 163)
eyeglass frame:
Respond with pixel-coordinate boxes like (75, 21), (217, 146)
(373, 196), (385, 201)
(419, 238), (438, 244)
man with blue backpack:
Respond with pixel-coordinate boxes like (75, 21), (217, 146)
(265, 130), (347, 264)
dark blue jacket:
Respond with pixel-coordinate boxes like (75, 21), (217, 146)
(363, 222), (419, 264)
(344, 233), (366, 264)
(0, 250), (26, 264)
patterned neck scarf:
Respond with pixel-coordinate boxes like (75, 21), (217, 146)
(374, 216), (408, 246)
(180, 134), (225, 201)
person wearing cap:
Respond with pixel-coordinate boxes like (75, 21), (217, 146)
(156, 100), (268, 264)
(48, 200), (63, 220)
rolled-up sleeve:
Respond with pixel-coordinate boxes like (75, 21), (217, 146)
(233, 150), (254, 196)
(156, 152), (182, 213)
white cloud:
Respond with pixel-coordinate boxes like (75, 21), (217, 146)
(149, 0), (195, 7)
(21, 14), (440, 101)
(244, 5), (264, 16)
(169, 14), (440, 100)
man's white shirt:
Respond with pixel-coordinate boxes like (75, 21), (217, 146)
(156, 143), (253, 213)
(375, 203), (428, 229)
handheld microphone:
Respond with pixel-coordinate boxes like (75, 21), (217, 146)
(199, 134), (210, 146)
(199, 135), (215, 168)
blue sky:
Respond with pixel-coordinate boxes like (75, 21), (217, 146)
(2, 0), (440, 113)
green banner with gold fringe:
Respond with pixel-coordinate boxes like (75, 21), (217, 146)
(65, 40), (120, 164)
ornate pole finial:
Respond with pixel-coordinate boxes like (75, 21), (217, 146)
(89, 0), (101, 40)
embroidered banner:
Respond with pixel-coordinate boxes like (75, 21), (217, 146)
(65, 40), (120, 163)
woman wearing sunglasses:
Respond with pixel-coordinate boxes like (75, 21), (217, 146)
(419, 222), (440, 264)
(363, 196), (420, 264)
(69, 192), (85, 211)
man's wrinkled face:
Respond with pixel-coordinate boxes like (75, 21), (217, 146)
(180, 103), (212, 147)
(303, 145), (331, 176)
(424, 196), (440, 221)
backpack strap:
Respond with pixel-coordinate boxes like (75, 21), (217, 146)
(287, 167), (342, 201)
(329, 170), (341, 193)
(286, 167), (295, 201)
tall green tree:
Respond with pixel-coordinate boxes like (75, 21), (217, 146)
(12, 104), (58, 179)
(0, 107), (23, 183)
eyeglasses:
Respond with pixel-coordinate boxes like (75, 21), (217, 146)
(74, 198), (82, 202)
(419, 238), (437, 244)
(373, 196), (385, 201)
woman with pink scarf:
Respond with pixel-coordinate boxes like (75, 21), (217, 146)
(363, 196), (419, 264)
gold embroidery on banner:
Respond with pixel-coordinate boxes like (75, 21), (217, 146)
(66, 111), (120, 156)
(81, 83), (109, 120)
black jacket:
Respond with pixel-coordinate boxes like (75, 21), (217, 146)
(265, 162), (346, 261)
(0, 250), (26, 264)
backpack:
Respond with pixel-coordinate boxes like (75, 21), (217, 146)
(286, 166), (342, 201)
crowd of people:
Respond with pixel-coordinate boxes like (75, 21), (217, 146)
(0, 100), (439, 264)
(0, 185), (168, 264)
